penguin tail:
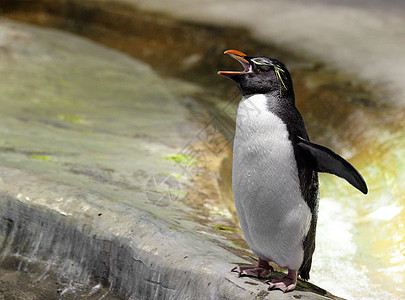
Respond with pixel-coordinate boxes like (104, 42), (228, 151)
(299, 263), (311, 281)
(299, 213), (317, 281)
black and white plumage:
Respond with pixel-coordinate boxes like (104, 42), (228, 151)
(218, 50), (367, 292)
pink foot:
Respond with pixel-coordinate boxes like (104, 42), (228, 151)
(266, 269), (297, 293)
(231, 258), (273, 279)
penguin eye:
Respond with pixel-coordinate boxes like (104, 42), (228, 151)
(257, 65), (271, 73)
(251, 58), (273, 73)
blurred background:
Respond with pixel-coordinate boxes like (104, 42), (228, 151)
(0, 0), (404, 299)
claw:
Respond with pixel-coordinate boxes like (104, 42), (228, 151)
(267, 281), (295, 293)
(231, 265), (255, 272)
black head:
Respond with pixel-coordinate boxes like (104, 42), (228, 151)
(218, 50), (294, 99)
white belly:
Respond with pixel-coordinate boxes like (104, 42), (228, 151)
(232, 94), (311, 270)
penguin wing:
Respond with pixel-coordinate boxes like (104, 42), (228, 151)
(296, 136), (368, 194)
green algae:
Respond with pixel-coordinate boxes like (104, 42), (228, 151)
(214, 225), (235, 232)
(29, 155), (51, 161)
(57, 114), (87, 124)
(164, 154), (197, 166)
(227, 242), (242, 248)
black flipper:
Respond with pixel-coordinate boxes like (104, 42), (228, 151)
(296, 136), (368, 194)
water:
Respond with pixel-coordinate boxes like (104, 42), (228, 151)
(2, 1), (405, 299)
(0, 255), (123, 299)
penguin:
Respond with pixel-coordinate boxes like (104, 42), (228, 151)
(218, 50), (368, 292)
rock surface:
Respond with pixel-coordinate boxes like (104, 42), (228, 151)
(0, 20), (336, 299)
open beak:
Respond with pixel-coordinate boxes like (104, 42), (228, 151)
(218, 50), (252, 78)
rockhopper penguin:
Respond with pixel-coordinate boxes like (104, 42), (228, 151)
(218, 50), (368, 292)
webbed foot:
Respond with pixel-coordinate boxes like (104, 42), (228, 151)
(266, 269), (297, 293)
(231, 258), (273, 278)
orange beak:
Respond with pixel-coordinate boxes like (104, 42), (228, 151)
(224, 49), (247, 57)
(218, 49), (251, 77)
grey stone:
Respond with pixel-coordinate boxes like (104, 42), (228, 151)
(0, 20), (335, 299)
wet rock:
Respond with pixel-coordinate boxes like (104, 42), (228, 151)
(0, 20), (337, 299)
